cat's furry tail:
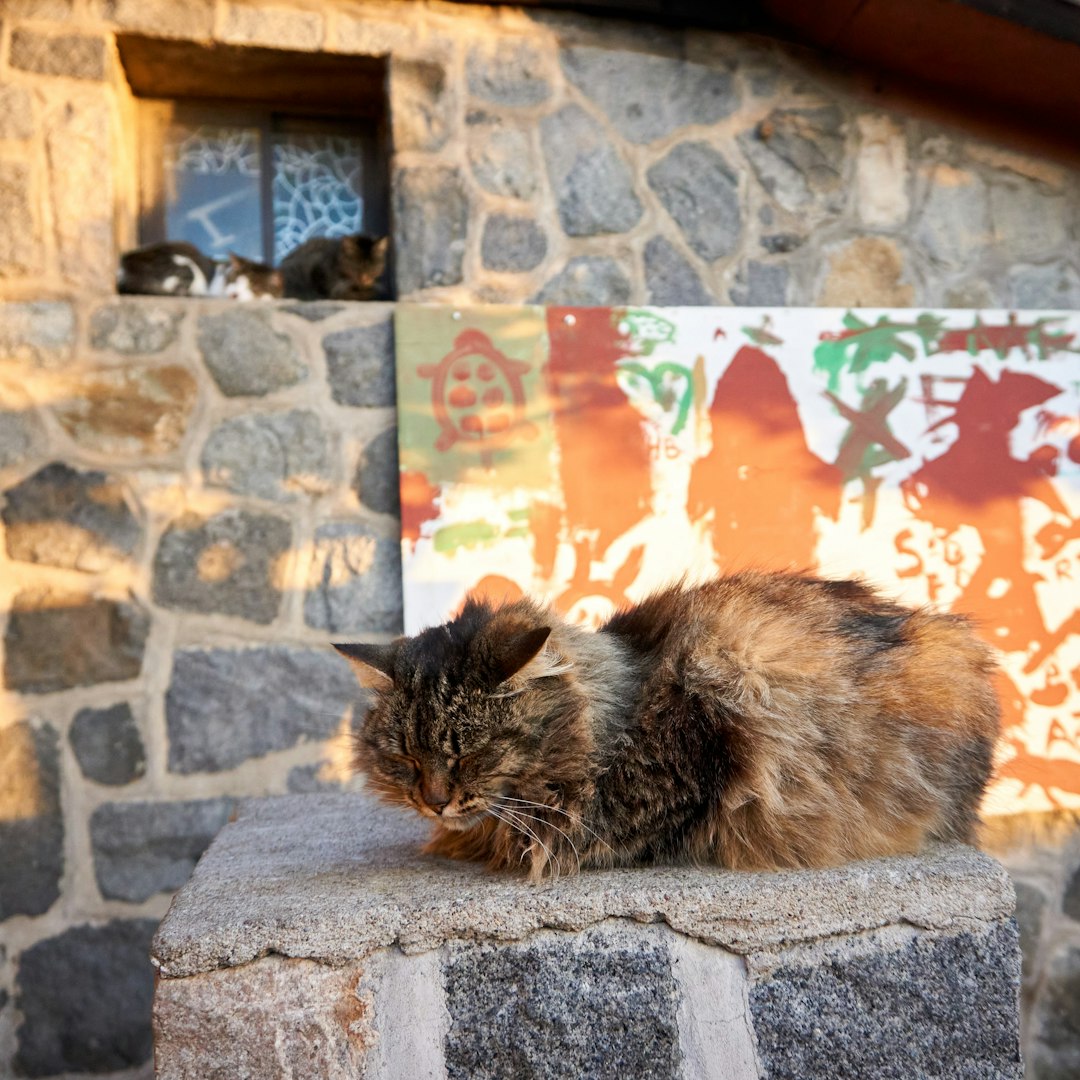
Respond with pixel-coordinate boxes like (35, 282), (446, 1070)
(980, 808), (1080, 855)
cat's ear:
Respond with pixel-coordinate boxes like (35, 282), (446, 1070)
(493, 626), (552, 683)
(333, 641), (398, 691)
(370, 236), (389, 263)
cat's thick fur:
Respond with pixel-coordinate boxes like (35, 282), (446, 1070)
(336, 573), (1000, 881)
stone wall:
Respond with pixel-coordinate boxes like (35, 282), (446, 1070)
(0, 1), (1078, 1078)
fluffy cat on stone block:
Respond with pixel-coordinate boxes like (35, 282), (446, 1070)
(335, 572), (1001, 882)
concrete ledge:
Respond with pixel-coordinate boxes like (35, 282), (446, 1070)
(152, 794), (1023, 1079)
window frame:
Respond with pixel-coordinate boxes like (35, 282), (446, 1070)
(136, 98), (388, 265)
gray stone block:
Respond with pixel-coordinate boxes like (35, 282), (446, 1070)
(90, 302), (183, 353)
(729, 260), (789, 306)
(913, 166), (991, 270)
(3, 589), (149, 693)
(1, 461), (140, 572)
(9, 29), (107, 80)
(761, 232), (803, 254)
(324, 318), (396, 407)
(749, 922), (1022, 1079)
(0, 300), (74, 366)
(391, 59), (453, 153)
(648, 142), (741, 262)
(152, 796), (1023, 1080)
(281, 301), (345, 322)
(165, 647), (359, 774)
(303, 521), (404, 634)
(0, 84), (34, 140)
(534, 257), (631, 306)
(0, 407), (45, 469)
(152, 509), (290, 625)
(353, 426), (400, 516)
(1065, 865), (1080, 922)
(480, 214), (548, 272)
(444, 925), (680, 1079)
(287, 763), (345, 793)
(197, 309), (306, 397)
(91, 798), (234, 902)
(1034, 945), (1080, 1080)
(201, 409), (332, 501)
(466, 112), (540, 200)
(1008, 262), (1080, 309)
(467, 39), (551, 106)
(738, 106), (847, 212)
(15, 919), (158, 1076)
(540, 105), (643, 237)
(560, 45), (737, 145)
(643, 236), (714, 306)
(0, 722), (62, 921)
(69, 702), (146, 787)
(394, 166), (469, 294)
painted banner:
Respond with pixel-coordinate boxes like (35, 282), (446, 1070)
(394, 305), (1080, 816)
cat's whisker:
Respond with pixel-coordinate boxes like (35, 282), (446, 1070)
(493, 796), (614, 853)
(488, 806), (561, 879)
(497, 805), (582, 874)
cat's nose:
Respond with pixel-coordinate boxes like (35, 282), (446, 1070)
(420, 775), (451, 813)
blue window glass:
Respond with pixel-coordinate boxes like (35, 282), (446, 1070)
(164, 124), (263, 261)
(272, 133), (365, 262)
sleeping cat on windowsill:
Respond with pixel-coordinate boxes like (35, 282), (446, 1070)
(334, 572), (1001, 882)
(116, 235), (390, 301)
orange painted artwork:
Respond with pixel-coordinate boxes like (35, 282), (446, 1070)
(394, 304), (1080, 817)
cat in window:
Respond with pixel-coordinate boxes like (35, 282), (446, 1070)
(279, 235), (390, 301)
(117, 243), (282, 299)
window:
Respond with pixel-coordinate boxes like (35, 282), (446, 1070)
(118, 35), (389, 264)
(140, 104), (383, 263)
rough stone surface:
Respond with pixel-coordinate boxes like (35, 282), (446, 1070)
(0, 407), (45, 468)
(1034, 945), (1080, 1080)
(220, 3), (323, 49)
(353, 426), (400, 516)
(165, 647), (359, 774)
(0, 162), (39, 276)
(90, 302), (183, 353)
(466, 112), (540, 200)
(1064, 866), (1080, 922)
(819, 235), (914, 307)
(647, 142), (741, 261)
(281, 301), (345, 322)
(1014, 879), (1048, 980)
(391, 59), (453, 153)
(643, 236), (714, 306)
(201, 410), (333, 501)
(1008, 262), (1080, 309)
(534, 257), (632, 306)
(749, 922), (1022, 1079)
(102, 0), (214, 39)
(738, 106), (847, 211)
(988, 179), (1072, 260)
(1, 461), (140, 572)
(0, 300), (74, 366)
(197, 309), (305, 396)
(0, 84), (34, 140)
(51, 363), (197, 458)
(152, 509), (291, 625)
(3, 590), (149, 693)
(69, 702), (146, 787)
(0, 722), (62, 921)
(480, 214), (548, 272)
(287, 764), (346, 794)
(444, 924), (680, 1079)
(152, 794), (1016, 978)
(91, 798), (234, 902)
(730, 260), (789, 306)
(394, 167), (469, 294)
(467, 38), (551, 107)
(303, 521), (404, 634)
(9, 30), (107, 80)
(560, 45), (738, 145)
(540, 105), (643, 237)
(914, 164), (991, 268)
(15, 920), (158, 1076)
(324, 317), (396, 406)
(855, 114), (909, 228)
(154, 956), (369, 1079)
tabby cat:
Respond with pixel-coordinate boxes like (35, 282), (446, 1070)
(335, 572), (1000, 881)
(280, 234), (390, 301)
